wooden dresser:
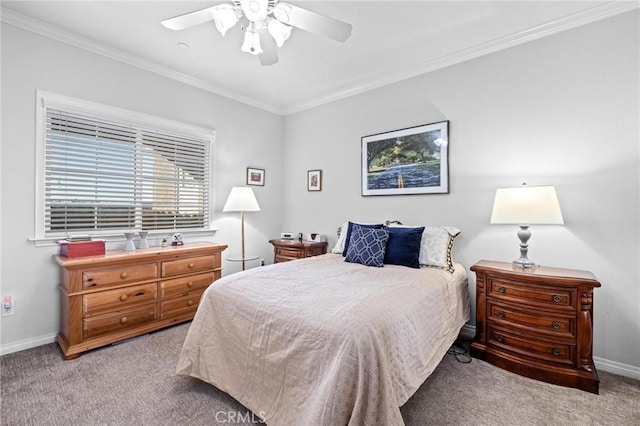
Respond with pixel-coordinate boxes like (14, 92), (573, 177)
(470, 260), (601, 393)
(268, 239), (328, 263)
(55, 242), (226, 359)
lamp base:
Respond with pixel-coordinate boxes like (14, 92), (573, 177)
(513, 225), (535, 268)
(513, 258), (536, 268)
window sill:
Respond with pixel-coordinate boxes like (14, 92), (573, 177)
(28, 229), (218, 248)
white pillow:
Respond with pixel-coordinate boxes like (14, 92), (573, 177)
(331, 221), (385, 254)
(331, 221), (349, 254)
(390, 224), (461, 272)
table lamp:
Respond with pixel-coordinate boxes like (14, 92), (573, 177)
(223, 186), (260, 270)
(490, 183), (564, 268)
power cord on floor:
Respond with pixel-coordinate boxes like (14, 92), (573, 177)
(447, 339), (472, 363)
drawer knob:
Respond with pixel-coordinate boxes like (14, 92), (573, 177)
(188, 263), (195, 268)
(553, 295), (561, 303)
(497, 311), (505, 319)
(552, 322), (561, 329)
(120, 316), (128, 324)
(187, 300), (194, 306)
(496, 335), (504, 343)
(187, 281), (194, 288)
(120, 294), (128, 302)
(120, 272), (128, 279)
(552, 348), (561, 356)
(497, 287), (505, 293)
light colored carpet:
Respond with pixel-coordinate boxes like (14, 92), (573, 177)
(1, 323), (638, 425)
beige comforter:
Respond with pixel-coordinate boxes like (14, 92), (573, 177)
(176, 253), (470, 425)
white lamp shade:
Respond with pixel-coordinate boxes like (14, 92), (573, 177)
(268, 18), (292, 47)
(210, 4), (239, 36)
(490, 185), (564, 225)
(223, 187), (261, 212)
(241, 30), (263, 55)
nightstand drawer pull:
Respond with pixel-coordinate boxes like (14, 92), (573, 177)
(120, 272), (128, 279)
(497, 286), (505, 293)
(552, 322), (561, 329)
(552, 348), (561, 356)
(497, 311), (505, 319)
(496, 335), (504, 343)
(553, 295), (561, 303)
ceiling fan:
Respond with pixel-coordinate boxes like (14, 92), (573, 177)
(161, 0), (352, 66)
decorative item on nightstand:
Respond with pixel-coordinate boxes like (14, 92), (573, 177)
(490, 183), (564, 268)
(223, 186), (261, 271)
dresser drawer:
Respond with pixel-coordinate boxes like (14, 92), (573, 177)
(161, 255), (217, 277)
(160, 272), (218, 299)
(83, 283), (158, 317)
(488, 277), (576, 311)
(83, 303), (157, 339)
(488, 326), (575, 366)
(487, 302), (575, 339)
(83, 263), (158, 290)
(160, 290), (205, 320)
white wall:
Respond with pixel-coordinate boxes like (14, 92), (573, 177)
(282, 11), (640, 373)
(0, 24), (283, 352)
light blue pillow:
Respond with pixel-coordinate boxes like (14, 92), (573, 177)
(344, 224), (389, 267)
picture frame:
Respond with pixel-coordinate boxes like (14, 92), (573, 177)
(246, 167), (265, 186)
(307, 169), (322, 191)
(361, 120), (449, 196)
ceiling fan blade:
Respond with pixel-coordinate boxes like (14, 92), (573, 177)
(273, 2), (352, 42)
(258, 29), (279, 66)
(161, 6), (216, 31)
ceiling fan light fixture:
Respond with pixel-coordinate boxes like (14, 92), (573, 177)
(267, 18), (292, 47)
(210, 4), (239, 36)
(272, 3), (292, 23)
(240, 0), (269, 22)
(241, 28), (263, 55)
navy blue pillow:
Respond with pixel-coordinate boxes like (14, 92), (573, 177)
(342, 221), (384, 256)
(384, 226), (425, 268)
(345, 225), (389, 267)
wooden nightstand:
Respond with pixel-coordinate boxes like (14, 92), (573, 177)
(470, 260), (601, 394)
(269, 239), (328, 263)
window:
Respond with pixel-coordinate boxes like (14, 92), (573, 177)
(36, 92), (214, 240)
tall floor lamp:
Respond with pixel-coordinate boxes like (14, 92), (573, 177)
(223, 186), (261, 271)
(490, 183), (564, 268)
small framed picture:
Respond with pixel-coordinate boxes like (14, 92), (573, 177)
(307, 169), (322, 191)
(246, 167), (265, 186)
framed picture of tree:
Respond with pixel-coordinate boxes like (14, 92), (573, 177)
(361, 121), (449, 196)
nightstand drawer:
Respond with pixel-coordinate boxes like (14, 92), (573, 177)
(276, 248), (303, 259)
(487, 302), (575, 338)
(488, 326), (575, 366)
(488, 277), (576, 311)
(83, 283), (158, 317)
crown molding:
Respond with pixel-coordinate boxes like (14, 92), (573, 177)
(2, 2), (637, 116)
(282, 1), (640, 115)
(0, 7), (286, 115)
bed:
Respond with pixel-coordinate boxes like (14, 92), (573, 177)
(176, 235), (470, 425)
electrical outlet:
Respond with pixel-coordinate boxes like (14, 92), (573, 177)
(2, 296), (15, 316)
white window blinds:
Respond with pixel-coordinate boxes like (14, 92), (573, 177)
(44, 108), (211, 236)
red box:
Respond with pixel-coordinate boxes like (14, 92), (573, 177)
(58, 240), (106, 258)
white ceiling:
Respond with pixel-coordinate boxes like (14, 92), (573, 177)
(2, 1), (636, 115)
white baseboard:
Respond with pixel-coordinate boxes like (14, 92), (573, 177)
(593, 356), (640, 380)
(0, 333), (57, 356)
(457, 324), (640, 380)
